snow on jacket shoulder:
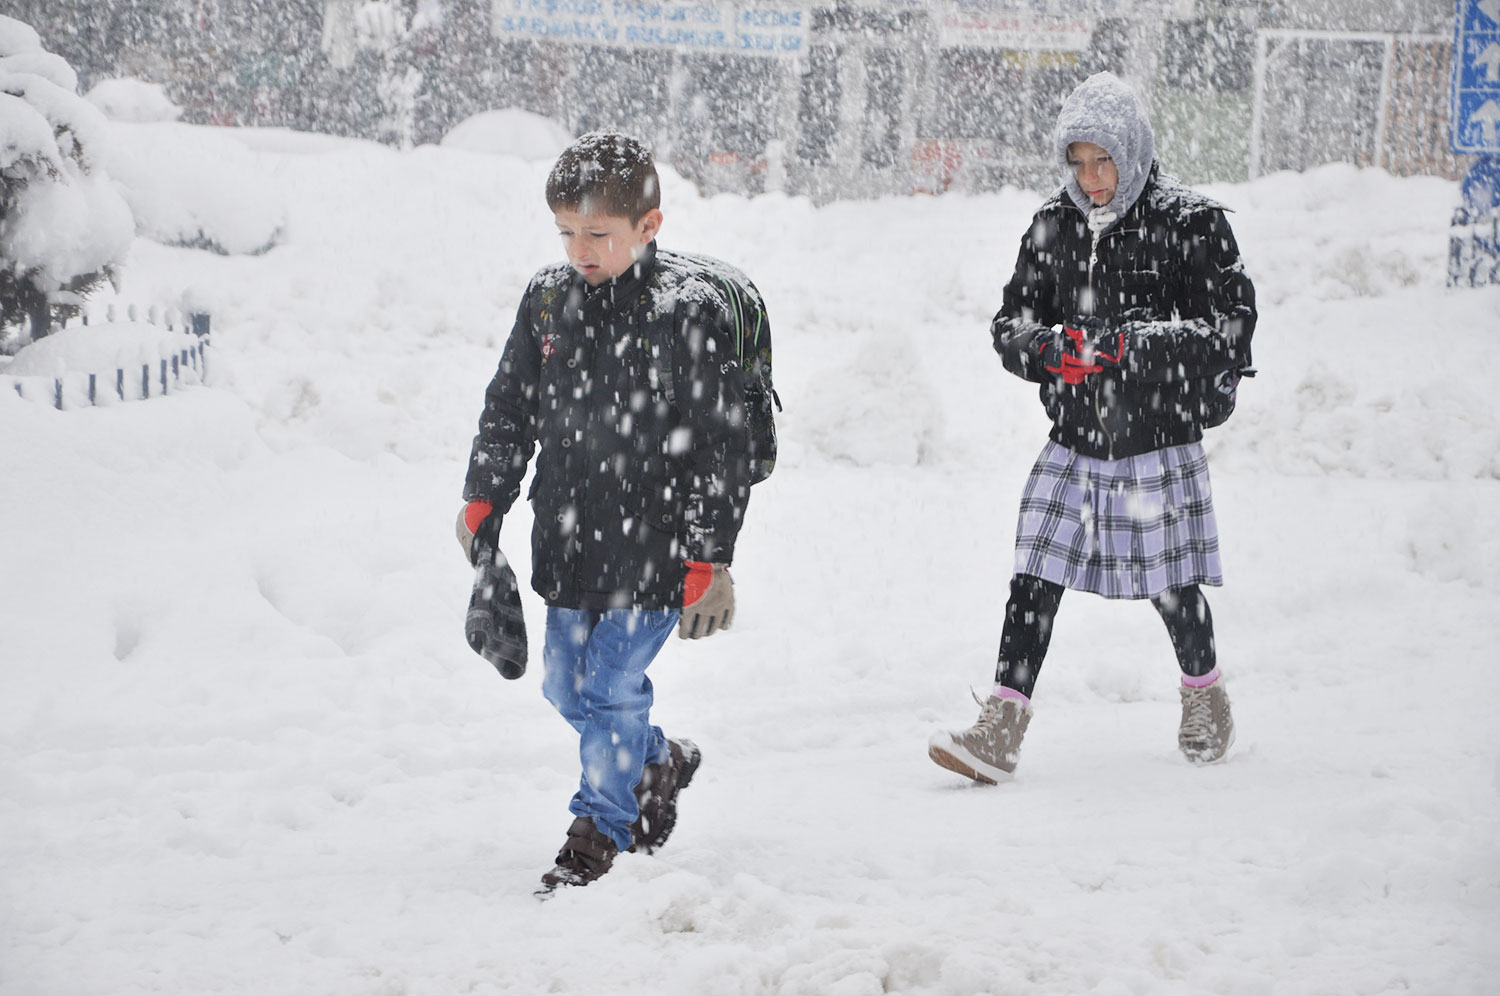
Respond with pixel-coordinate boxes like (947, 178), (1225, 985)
(463, 242), (751, 612)
(992, 166), (1257, 459)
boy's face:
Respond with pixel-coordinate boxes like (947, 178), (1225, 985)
(1067, 141), (1117, 206)
(554, 207), (663, 286)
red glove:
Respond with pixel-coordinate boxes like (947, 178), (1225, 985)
(456, 499), (497, 565)
(1045, 323), (1125, 384)
(1074, 323), (1125, 368)
(680, 561), (734, 639)
(464, 500), (493, 534)
(683, 561), (714, 605)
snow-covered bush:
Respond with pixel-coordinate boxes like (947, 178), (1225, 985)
(84, 78), (182, 124)
(98, 122), (286, 257)
(441, 108), (574, 162)
(0, 15), (133, 341)
(78, 77), (284, 257)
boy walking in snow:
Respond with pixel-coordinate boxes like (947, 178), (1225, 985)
(457, 132), (753, 894)
(929, 72), (1257, 782)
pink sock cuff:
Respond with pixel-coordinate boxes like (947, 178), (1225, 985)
(1182, 667), (1221, 689)
(991, 685), (1031, 706)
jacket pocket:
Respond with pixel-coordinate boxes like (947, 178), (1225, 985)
(633, 486), (684, 537)
(1103, 269), (1163, 316)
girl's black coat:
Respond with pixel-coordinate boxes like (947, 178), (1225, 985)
(463, 243), (750, 611)
(993, 167), (1257, 459)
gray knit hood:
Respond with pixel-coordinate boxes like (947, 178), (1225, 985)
(1054, 72), (1156, 225)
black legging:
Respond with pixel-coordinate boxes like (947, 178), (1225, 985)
(994, 574), (1216, 698)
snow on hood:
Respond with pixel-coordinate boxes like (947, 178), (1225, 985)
(1054, 71), (1155, 223)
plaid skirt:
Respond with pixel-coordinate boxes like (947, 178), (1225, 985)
(1013, 440), (1223, 599)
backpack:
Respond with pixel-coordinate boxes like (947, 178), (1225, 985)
(1200, 364), (1255, 429)
(650, 249), (780, 484)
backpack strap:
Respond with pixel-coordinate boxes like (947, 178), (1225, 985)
(709, 273), (767, 360)
(637, 265), (772, 411)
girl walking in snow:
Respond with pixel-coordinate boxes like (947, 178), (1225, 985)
(929, 72), (1257, 781)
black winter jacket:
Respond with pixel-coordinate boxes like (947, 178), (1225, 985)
(463, 243), (751, 611)
(993, 167), (1257, 459)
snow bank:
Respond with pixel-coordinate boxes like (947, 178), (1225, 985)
(1200, 164), (1500, 482)
(84, 77), (182, 124)
(440, 106), (573, 161)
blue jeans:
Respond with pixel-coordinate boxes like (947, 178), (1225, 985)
(541, 606), (678, 850)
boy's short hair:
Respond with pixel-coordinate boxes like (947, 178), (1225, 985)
(545, 132), (660, 223)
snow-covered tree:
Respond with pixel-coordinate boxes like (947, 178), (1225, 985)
(355, 1), (424, 150)
(0, 14), (132, 344)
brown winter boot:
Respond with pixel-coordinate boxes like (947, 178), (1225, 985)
(536, 816), (619, 897)
(928, 693), (1032, 785)
(629, 738), (702, 854)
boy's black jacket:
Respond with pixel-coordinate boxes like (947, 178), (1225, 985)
(992, 166), (1257, 459)
(464, 242), (750, 611)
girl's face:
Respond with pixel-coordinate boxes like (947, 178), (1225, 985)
(1067, 142), (1117, 206)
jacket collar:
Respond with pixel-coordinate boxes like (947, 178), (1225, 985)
(566, 241), (657, 322)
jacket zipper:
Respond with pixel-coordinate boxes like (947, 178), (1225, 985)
(570, 299), (602, 602)
(1087, 222), (1115, 457)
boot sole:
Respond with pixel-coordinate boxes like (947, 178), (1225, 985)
(637, 740), (701, 854)
(928, 739), (1011, 786)
(674, 739), (703, 791)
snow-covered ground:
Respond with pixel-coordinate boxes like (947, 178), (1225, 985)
(2, 122), (1498, 996)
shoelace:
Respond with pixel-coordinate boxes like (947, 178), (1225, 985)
(969, 690), (1009, 731)
(1180, 687), (1214, 739)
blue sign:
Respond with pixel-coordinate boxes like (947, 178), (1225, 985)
(1453, 0), (1500, 152)
(492, 2), (808, 57)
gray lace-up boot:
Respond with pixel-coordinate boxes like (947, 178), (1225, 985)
(1178, 680), (1235, 764)
(928, 693), (1032, 785)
